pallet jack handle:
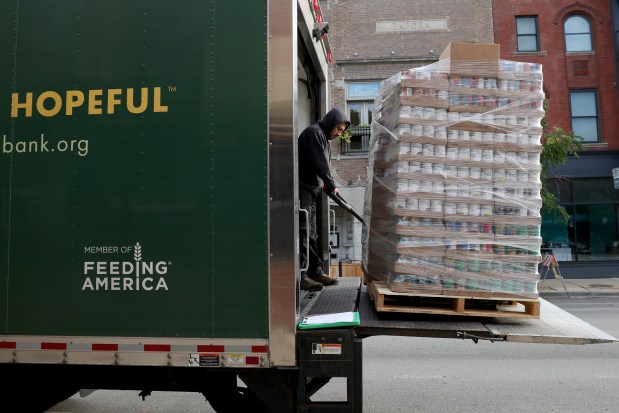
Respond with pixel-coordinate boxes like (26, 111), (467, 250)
(327, 191), (366, 226)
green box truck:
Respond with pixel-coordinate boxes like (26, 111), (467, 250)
(1, 1), (615, 412)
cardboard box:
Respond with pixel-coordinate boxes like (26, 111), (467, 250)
(439, 42), (500, 77)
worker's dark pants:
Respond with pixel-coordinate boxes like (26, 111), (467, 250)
(299, 190), (323, 278)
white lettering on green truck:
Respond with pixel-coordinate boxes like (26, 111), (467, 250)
(2, 134), (88, 156)
(82, 243), (170, 291)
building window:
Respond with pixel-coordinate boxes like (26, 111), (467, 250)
(343, 82), (379, 155)
(564, 14), (593, 52)
(346, 82), (378, 125)
(516, 16), (539, 52)
(569, 90), (599, 142)
(348, 101), (374, 126)
(542, 178), (619, 262)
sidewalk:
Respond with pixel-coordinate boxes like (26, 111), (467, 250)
(538, 277), (619, 298)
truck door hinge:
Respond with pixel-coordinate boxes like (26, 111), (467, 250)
(457, 331), (505, 344)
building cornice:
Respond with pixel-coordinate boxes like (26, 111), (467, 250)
(335, 56), (439, 66)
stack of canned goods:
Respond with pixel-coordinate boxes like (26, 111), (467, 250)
(366, 57), (545, 299)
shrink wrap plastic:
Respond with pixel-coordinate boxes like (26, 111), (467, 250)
(362, 58), (544, 300)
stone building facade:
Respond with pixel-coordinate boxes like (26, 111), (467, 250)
(322, 0), (494, 265)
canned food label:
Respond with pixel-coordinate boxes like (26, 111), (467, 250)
(409, 161), (421, 172)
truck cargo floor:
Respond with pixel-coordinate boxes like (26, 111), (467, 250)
(300, 277), (361, 317)
(299, 279), (616, 344)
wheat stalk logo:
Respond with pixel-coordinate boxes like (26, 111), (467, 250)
(134, 242), (142, 262)
(134, 242), (142, 277)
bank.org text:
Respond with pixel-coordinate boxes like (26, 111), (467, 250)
(3, 134), (89, 157)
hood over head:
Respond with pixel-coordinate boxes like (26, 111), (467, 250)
(319, 108), (351, 135)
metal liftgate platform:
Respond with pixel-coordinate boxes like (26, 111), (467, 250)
(300, 278), (617, 345)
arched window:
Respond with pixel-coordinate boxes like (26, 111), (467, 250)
(564, 14), (593, 52)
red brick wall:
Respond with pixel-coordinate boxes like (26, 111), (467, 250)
(492, 0), (619, 150)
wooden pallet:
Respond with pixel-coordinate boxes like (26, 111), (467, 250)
(367, 281), (540, 319)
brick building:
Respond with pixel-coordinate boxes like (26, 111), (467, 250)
(493, 0), (619, 277)
(322, 0), (619, 277)
(322, 0), (494, 265)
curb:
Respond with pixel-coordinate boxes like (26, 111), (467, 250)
(540, 291), (619, 299)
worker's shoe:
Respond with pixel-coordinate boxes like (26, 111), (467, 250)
(300, 275), (324, 291)
(311, 274), (339, 286)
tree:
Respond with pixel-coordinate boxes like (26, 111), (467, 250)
(539, 101), (583, 224)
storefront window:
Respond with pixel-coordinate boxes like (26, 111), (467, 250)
(541, 178), (619, 262)
(573, 204), (618, 261)
(541, 207), (574, 262)
(572, 178), (619, 203)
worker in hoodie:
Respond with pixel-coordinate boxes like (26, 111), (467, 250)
(298, 108), (351, 291)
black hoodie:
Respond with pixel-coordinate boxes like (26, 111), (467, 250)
(298, 108), (350, 198)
